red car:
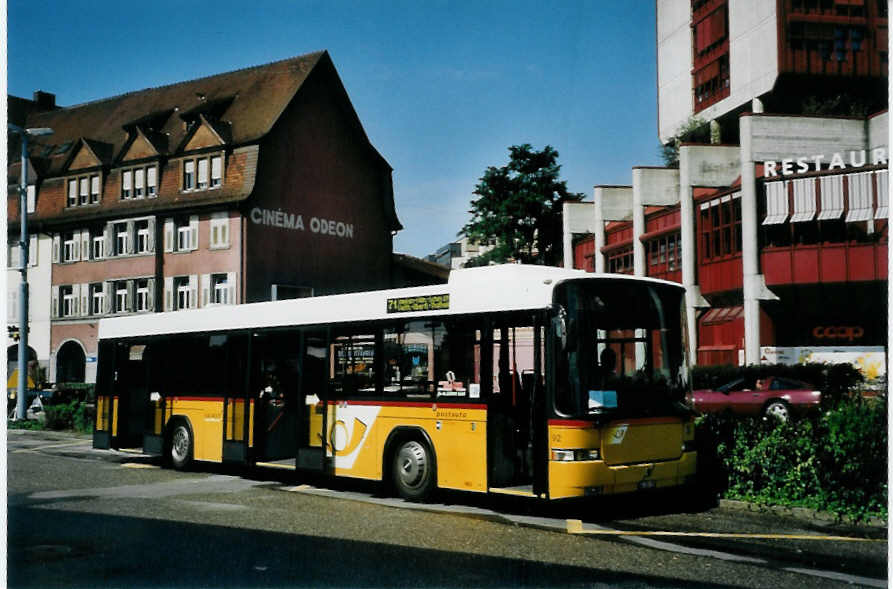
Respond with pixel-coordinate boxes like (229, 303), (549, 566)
(691, 376), (822, 421)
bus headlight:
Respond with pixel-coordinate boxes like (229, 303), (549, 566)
(551, 449), (601, 461)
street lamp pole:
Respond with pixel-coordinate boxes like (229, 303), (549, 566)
(8, 124), (53, 420)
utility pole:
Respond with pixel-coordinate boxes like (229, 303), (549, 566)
(8, 124), (53, 419)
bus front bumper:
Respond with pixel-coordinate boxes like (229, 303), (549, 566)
(548, 451), (697, 500)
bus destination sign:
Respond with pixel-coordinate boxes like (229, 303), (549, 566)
(387, 294), (450, 314)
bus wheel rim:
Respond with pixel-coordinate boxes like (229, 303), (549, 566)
(172, 427), (189, 460)
(397, 442), (427, 489)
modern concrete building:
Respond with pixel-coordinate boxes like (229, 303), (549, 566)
(7, 52), (402, 384)
(566, 1), (888, 381)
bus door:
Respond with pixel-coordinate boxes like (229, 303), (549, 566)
(113, 341), (154, 449)
(251, 331), (300, 466)
(297, 330), (328, 471)
(221, 334), (250, 463)
(488, 317), (547, 496)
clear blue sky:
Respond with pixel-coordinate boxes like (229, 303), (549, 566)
(8, 0), (662, 258)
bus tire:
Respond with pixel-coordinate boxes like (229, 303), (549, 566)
(167, 418), (194, 471)
(392, 439), (436, 501)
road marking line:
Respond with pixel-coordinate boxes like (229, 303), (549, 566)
(286, 485), (313, 492)
(566, 519), (884, 543)
(13, 441), (92, 453)
(121, 463), (159, 469)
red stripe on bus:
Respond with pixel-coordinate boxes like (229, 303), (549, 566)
(339, 400), (487, 410)
(549, 419), (594, 427)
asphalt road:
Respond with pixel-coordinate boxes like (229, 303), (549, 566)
(5, 429), (887, 588)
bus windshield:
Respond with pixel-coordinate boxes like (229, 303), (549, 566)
(553, 279), (690, 418)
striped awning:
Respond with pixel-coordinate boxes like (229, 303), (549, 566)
(817, 175), (844, 220)
(845, 172), (874, 222)
(875, 169), (888, 220)
(762, 181), (788, 225)
(789, 177), (816, 223)
(701, 306), (744, 326)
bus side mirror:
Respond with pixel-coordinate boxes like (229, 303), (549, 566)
(553, 310), (568, 350)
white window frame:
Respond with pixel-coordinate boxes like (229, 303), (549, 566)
(115, 223), (129, 255)
(211, 155), (222, 188)
(62, 286), (75, 317)
(175, 277), (191, 310)
(212, 274), (229, 305)
(183, 160), (195, 191)
(147, 165), (157, 197)
(197, 158), (209, 190)
(91, 284), (105, 315)
(68, 179), (78, 207)
(90, 175), (100, 204)
(62, 232), (78, 263)
(92, 235), (105, 259)
(136, 280), (150, 312)
(136, 221), (150, 254)
(209, 213), (230, 249)
(79, 177), (89, 205)
(134, 168), (145, 198)
(122, 169), (132, 199)
(176, 224), (191, 251)
(115, 282), (128, 313)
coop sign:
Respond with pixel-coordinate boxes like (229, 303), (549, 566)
(250, 207), (354, 239)
(764, 148), (887, 178)
(387, 294), (450, 314)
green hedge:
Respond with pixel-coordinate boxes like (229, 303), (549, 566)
(43, 399), (94, 433)
(695, 396), (887, 522)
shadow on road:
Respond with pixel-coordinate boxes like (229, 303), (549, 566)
(9, 504), (735, 588)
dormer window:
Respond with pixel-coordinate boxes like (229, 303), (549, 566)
(66, 173), (101, 208)
(121, 164), (158, 200)
(181, 154), (223, 193)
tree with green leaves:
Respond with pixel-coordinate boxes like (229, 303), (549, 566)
(461, 144), (583, 267)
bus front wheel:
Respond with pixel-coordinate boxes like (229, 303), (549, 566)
(168, 420), (194, 470)
(392, 439), (435, 501)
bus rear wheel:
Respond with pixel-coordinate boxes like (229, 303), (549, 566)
(168, 420), (194, 470)
(392, 439), (435, 501)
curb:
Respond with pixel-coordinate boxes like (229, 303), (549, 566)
(719, 498), (887, 529)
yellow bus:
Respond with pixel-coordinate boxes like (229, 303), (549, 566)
(93, 264), (696, 500)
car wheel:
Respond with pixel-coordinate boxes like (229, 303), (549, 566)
(392, 439), (436, 501)
(168, 421), (194, 470)
(763, 401), (789, 423)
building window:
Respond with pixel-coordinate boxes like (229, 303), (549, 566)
(211, 155), (222, 187)
(134, 168), (145, 198)
(212, 274), (230, 305)
(62, 232), (78, 263)
(136, 279), (150, 312)
(197, 158), (209, 190)
(115, 222), (129, 255)
(115, 281), (129, 313)
(92, 234), (105, 259)
(62, 285), (75, 317)
(67, 180), (78, 207)
(79, 178), (89, 205)
(182, 154), (223, 193)
(175, 277), (191, 310)
(122, 164), (158, 199)
(147, 166), (157, 196)
(699, 194), (742, 262)
(122, 170), (132, 199)
(177, 222), (192, 251)
(136, 221), (151, 254)
(210, 213), (230, 249)
(90, 283), (105, 315)
(607, 248), (634, 275)
(67, 174), (101, 207)
(90, 175), (100, 204)
(183, 160), (195, 191)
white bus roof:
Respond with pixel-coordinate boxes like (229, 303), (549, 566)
(97, 264), (682, 341)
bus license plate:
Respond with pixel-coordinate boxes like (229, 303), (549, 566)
(638, 480), (656, 490)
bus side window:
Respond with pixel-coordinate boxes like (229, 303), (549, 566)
(331, 331), (378, 398)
